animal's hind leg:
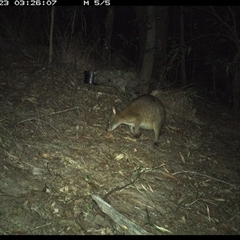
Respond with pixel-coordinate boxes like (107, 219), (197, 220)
(153, 122), (161, 145)
(129, 126), (141, 138)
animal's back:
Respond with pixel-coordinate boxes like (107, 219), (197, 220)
(127, 94), (165, 125)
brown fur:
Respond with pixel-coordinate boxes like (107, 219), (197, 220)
(107, 94), (166, 146)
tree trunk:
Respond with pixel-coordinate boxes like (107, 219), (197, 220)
(208, 6), (240, 111)
(180, 6), (187, 86)
(91, 7), (101, 52)
(140, 6), (156, 93)
(48, 6), (55, 64)
(233, 65), (240, 113)
(133, 6), (147, 68)
(104, 6), (115, 67)
(154, 6), (169, 89)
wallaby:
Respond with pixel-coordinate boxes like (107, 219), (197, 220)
(106, 94), (166, 146)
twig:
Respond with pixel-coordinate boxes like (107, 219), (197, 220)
(103, 180), (137, 201)
(6, 151), (36, 168)
(33, 223), (52, 230)
(18, 107), (79, 124)
(36, 119), (62, 137)
(193, 94), (216, 104)
(228, 211), (240, 222)
(173, 170), (237, 187)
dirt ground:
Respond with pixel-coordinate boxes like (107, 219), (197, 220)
(0, 52), (240, 235)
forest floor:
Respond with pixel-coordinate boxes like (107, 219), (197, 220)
(0, 52), (239, 235)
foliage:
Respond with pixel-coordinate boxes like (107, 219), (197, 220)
(0, 7), (49, 44)
(154, 37), (191, 84)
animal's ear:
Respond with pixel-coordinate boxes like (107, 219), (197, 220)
(112, 106), (117, 115)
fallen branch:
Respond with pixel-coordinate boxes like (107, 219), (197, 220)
(91, 194), (152, 235)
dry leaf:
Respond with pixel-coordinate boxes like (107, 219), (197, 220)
(82, 134), (91, 139)
(179, 152), (185, 163)
(39, 152), (50, 159)
(124, 136), (136, 142)
(115, 153), (124, 160)
(107, 133), (115, 139)
(161, 172), (179, 181)
(22, 97), (37, 103)
(153, 224), (172, 233)
(213, 198), (226, 202)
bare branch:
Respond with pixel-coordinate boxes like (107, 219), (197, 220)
(228, 6), (237, 33)
(192, 6), (240, 46)
(209, 6), (240, 46)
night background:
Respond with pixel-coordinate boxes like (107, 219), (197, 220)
(0, 5), (239, 109)
(0, 5), (239, 235)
